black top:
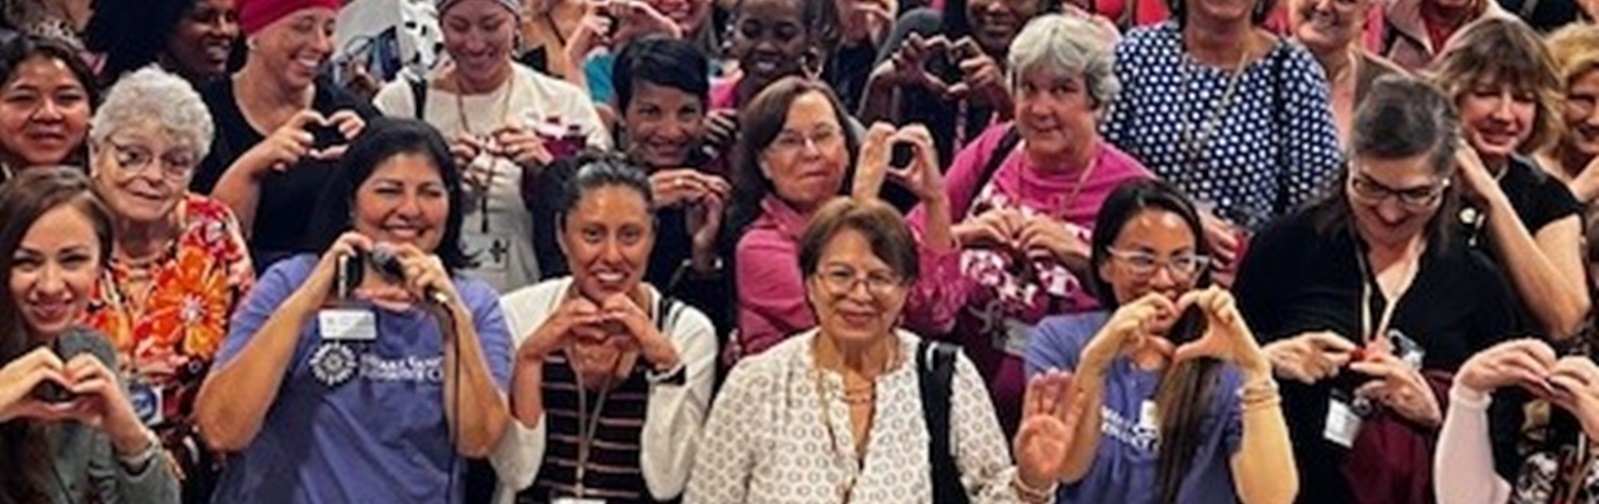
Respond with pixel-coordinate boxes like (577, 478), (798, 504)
(191, 75), (380, 271)
(521, 352), (663, 503)
(824, 41), (879, 115)
(1495, 0), (1588, 32)
(1234, 207), (1520, 504)
(1457, 155), (1582, 333)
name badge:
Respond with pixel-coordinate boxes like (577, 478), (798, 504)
(1138, 399), (1160, 432)
(998, 317), (1034, 358)
(552, 498), (606, 504)
(1323, 399), (1363, 448)
(319, 308), (377, 342)
(129, 380), (163, 426)
(461, 234), (512, 272)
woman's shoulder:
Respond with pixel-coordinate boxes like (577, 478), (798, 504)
(723, 330), (813, 387)
(1118, 22), (1180, 54)
(499, 277), (572, 314)
(515, 64), (594, 105)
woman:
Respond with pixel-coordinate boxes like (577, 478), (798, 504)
(714, 0), (834, 111)
(1377, 0), (1510, 71)
(728, 76), (959, 361)
(1288, 0), (1405, 139)
(858, 0), (1054, 165)
(80, 67), (251, 503)
(494, 156), (716, 503)
(85, 0), (240, 87)
(688, 197), (1075, 503)
(928, 14), (1152, 435)
(1234, 74), (1519, 504)
(1026, 179), (1296, 504)
(516, 0), (585, 81)
(1533, 24), (1599, 206)
(571, 0), (714, 107)
(533, 37), (730, 323)
(0, 35), (95, 184)
(1433, 17), (1588, 339)
(193, 0), (379, 270)
(1101, 0), (1342, 236)
(374, 0), (608, 294)
(0, 167), (177, 503)
(1431, 337), (1599, 503)
(194, 119), (512, 502)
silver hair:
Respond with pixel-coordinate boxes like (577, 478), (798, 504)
(1006, 14), (1120, 109)
(90, 66), (214, 159)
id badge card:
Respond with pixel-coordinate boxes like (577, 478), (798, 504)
(998, 317), (1034, 358)
(461, 234), (511, 271)
(1323, 398), (1364, 448)
(552, 498), (606, 504)
(129, 379), (163, 427)
(318, 308), (377, 342)
(1138, 399), (1160, 432)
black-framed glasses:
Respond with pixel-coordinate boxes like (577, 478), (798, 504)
(1349, 174), (1448, 209)
(815, 265), (905, 298)
(105, 139), (199, 180)
(1105, 248), (1211, 279)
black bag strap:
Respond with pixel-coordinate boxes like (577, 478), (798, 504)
(917, 340), (970, 504)
(1270, 38), (1293, 218)
(970, 125), (1022, 206)
(655, 293), (679, 334)
(408, 75), (427, 120)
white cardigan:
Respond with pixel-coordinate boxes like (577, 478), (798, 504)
(489, 277), (718, 503)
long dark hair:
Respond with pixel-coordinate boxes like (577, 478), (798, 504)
(303, 118), (471, 272)
(1089, 178), (1219, 504)
(84, 0), (202, 85)
(0, 35), (99, 171)
(0, 167), (114, 503)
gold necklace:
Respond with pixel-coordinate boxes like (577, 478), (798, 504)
(1179, 48), (1253, 169)
(451, 69), (515, 137)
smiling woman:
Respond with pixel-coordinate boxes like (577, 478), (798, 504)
(85, 0), (241, 87)
(0, 35), (96, 183)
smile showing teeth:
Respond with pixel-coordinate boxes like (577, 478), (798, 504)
(595, 271), (625, 283)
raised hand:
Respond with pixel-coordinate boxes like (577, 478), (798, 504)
(1013, 370), (1080, 489)
(1080, 293), (1179, 376)
(701, 110), (739, 161)
(491, 124), (556, 171)
(947, 37), (1009, 109)
(1170, 287), (1271, 374)
(1260, 331), (1358, 384)
(599, 294), (679, 371)
(1350, 352), (1442, 427)
(0, 347), (70, 423)
(1455, 338), (1558, 394)
(651, 169), (727, 209)
(954, 207), (1025, 249)
(852, 122), (897, 201)
(1548, 357), (1599, 439)
(872, 33), (956, 96)
(520, 296), (605, 360)
(1015, 215), (1090, 271)
(884, 124), (946, 203)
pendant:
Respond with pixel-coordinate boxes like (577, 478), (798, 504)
(310, 342), (358, 388)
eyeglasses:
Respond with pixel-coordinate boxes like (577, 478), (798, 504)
(1106, 248), (1212, 279)
(771, 127), (842, 154)
(1349, 174), (1448, 209)
(815, 266), (904, 298)
(105, 139), (199, 179)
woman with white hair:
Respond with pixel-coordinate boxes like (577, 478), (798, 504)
(918, 13), (1153, 435)
(81, 66), (253, 502)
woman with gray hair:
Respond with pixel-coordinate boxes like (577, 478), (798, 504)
(915, 13), (1153, 436)
(81, 66), (254, 503)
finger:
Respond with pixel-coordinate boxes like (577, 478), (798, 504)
(1304, 332), (1359, 353)
(309, 145), (348, 160)
(1348, 359), (1400, 380)
(283, 109), (328, 131)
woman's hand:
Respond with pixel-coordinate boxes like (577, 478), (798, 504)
(1260, 331), (1357, 384)
(302, 232), (376, 307)
(1015, 216), (1089, 272)
(599, 294), (680, 371)
(852, 122), (897, 201)
(520, 297), (605, 361)
(686, 190), (726, 268)
(1548, 357), (1599, 439)
(1080, 293), (1179, 376)
(0, 347), (70, 423)
(1013, 370), (1080, 490)
(1454, 145), (1508, 208)
(491, 125), (556, 173)
(954, 207), (1024, 249)
(237, 110), (319, 175)
(609, 0), (682, 42)
(565, 10), (615, 61)
(947, 37), (1010, 111)
(386, 244), (469, 327)
(1170, 287), (1271, 374)
(885, 124), (946, 203)
(651, 169), (729, 209)
(56, 354), (153, 455)
(702, 110), (739, 160)
(869, 33), (955, 95)
(1349, 352), (1442, 427)
(1455, 338), (1558, 395)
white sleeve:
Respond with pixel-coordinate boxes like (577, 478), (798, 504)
(684, 359), (764, 503)
(947, 353), (1026, 504)
(371, 79), (411, 118)
(639, 304), (719, 500)
(488, 286), (556, 501)
(1434, 385), (1512, 504)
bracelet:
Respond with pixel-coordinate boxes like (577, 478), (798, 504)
(1011, 473), (1057, 504)
(115, 428), (161, 473)
(1238, 377), (1279, 402)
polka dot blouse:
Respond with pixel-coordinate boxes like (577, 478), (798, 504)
(1103, 22), (1343, 231)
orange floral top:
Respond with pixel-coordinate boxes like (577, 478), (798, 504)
(84, 193), (253, 435)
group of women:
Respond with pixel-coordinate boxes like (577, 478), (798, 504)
(0, 0), (1597, 502)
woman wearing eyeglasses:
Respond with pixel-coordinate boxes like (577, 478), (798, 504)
(1234, 74), (1519, 504)
(1024, 178), (1296, 504)
(80, 67), (252, 504)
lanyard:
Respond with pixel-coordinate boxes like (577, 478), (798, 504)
(1355, 248), (1405, 344)
(568, 352), (620, 498)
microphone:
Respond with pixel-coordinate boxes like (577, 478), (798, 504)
(369, 245), (451, 306)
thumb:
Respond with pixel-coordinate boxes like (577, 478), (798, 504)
(285, 109), (327, 131)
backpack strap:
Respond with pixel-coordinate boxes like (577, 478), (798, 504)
(1270, 38), (1293, 219)
(917, 340), (970, 504)
(970, 125), (1022, 204)
(408, 75), (428, 120)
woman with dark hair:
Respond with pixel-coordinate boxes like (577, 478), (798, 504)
(1025, 178), (1296, 504)
(1433, 17), (1587, 340)
(0, 167), (178, 504)
(1234, 74), (1519, 504)
(193, 118), (512, 503)
(193, 0), (378, 271)
(727, 76), (959, 362)
(691, 197), (1074, 504)
(0, 34), (96, 183)
(1101, 0), (1341, 270)
(83, 0), (238, 86)
(495, 154), (716, 503)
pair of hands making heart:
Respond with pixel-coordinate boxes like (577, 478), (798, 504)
(449, 125), (561, 194)
(520, 293), (679, 373)
(651, 168), (731, 256)
(0, 346), (150, 454)
(566, 0), (681, 62)
(875, 33), (1008, 109)
(1080, 287), (1271, 377)
(310, 232), (467, 324)
(853, 123), (946, 203)
(1458, 339), (1599, 438)
(956, 207), (1091, 273)
(1263, 330), (1442, 426)
(244, 109), (366, 175)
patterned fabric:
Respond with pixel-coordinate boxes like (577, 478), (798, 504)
(1103, 23), (1342, 230)
(84, 193), (252, 439)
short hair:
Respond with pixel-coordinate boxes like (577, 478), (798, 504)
(1545, 24), (1599, 92)
(612, 36), (710, 113)
(556, 151), (656, 227)
(303, 118), (471, 272)
(83, 0), (199, 83)
(1432, 17), (1563, 154)
(90, 66), (215, 159)
(1007, 13), (1119, 109)
(1352, 74), (1462, 176)
(0, 35), (99, 107)
(798, 197), (919, 283)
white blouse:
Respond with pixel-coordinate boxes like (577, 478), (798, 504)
(685, 329), (1033, 503)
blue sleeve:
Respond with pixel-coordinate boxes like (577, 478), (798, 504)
(464, 280), (514, 391)
(1219, 367), (1245, 456)
(1278, 48), (1342, 210)
(585, 54), (615, 106)
(215, 256), (314, 370)
(1025, 313), (1103, 377)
